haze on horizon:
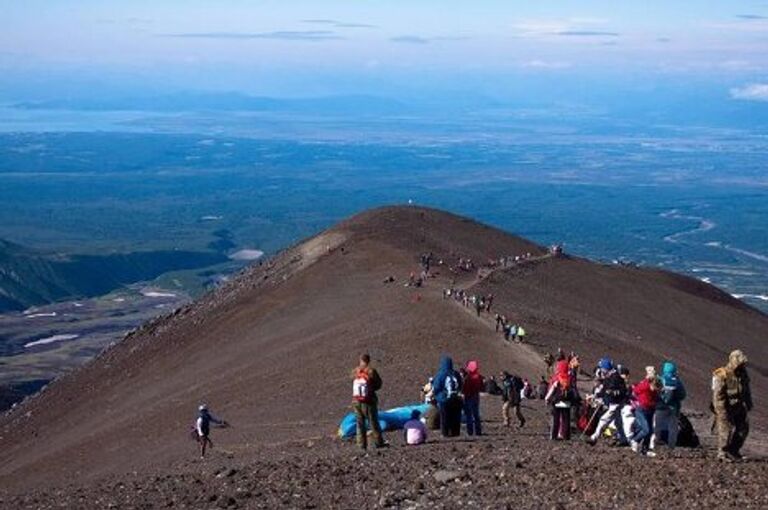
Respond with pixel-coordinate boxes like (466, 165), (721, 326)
(1, 0), (768, 120)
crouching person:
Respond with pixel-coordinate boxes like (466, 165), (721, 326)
(403, 410), (428, 445)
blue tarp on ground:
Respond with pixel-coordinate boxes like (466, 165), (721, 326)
(338, 403), (430, 439)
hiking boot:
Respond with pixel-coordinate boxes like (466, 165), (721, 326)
(630, 441), (640, 453)
(374, 441), (390, 449)
(585, 436), (597, 446)
(718, 451), (740, 463)
(518, 419), (526, 428)
(644, 450), (657, 458)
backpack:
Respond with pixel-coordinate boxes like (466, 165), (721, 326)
(352, 370), (371, 403)
(676, 413), (700, 448)
(445, 373), (460, 399)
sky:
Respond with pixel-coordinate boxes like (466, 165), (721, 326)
(1, 1), (768, 104)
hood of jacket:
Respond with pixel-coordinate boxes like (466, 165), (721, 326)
(727, 350), (748, 370)
(662, 361), (677, 378)
(466, 360), (479, 374)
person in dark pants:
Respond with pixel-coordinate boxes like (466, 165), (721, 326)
(195, 404), (227, 458)
(352, 353), (386, 450)
(433, 355), (463, 437)
(500, 371), (526, 428)
(462, 360), (484, 436)
(545, 361), (578, 440)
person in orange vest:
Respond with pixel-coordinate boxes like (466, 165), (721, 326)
(351, 353), (386, 450)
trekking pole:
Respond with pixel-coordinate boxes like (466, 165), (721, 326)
(581, 405), (601, 438)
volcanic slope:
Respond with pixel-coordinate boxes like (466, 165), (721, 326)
(1, 206), (767, 509)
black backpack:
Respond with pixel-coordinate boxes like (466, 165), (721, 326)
(676, 413), (700, 448)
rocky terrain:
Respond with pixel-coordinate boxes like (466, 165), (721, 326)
(1, 206), (766, 508)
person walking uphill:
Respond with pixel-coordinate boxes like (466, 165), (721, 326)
(433, 355), (463, 437)
(352, 353), (386, 450)
(712, 350), (752, 462)
(462, 360), (484, 436)
(652, 361), (686, 450)
(501, 371), (526, 428)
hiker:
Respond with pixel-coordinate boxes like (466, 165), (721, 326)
(433, 355), (463, 437)
(521, 378), (534, 400)
(516, 326), (526, 343)
(462, 360), (484, 436)
(495, 313), (503, 332)
(630, 366), (660, 456)
(546, 361), (578, 440)
(594, 357), (613, 384)
(352, 353), (386, 449)
(422, 377), (435, 404)
(508, 324), (517, 342)
(403, 410), (428, 445)
(503, 322), (512, 342)
(586, 363), (629, 446)
(543, 353), (555, 376)
(537, 376), (549, 399)
(712, 350), (752, 462)
(485, 294), (494, 312)
(652, 361), (687, 450)
(195, 404), (227, 459)
(501, 371), (526, 428)
(475, 298), (483, 317)
(484, 375), (502, 396)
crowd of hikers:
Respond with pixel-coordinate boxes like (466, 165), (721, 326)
(338, 348), (752, 462)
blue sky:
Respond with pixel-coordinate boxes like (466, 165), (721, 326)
(1, 1), (768, 103)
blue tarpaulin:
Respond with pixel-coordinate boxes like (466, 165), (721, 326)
(338, 403), (430, 439)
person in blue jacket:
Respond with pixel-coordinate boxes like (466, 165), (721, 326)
(652, 361), (687, 450)
(433, 355), (463, 437)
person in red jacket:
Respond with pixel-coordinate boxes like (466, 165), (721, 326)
(630, 366), (661, 456)
(462, 360), (485, 436)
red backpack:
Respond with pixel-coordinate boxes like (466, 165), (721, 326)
(352, 369), (371, 403)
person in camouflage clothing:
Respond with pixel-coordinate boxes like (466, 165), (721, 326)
(712, 350), (752, 462)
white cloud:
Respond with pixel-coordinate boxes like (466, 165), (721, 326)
(730, 83), (768, 101)
(520, 59), (572, 70)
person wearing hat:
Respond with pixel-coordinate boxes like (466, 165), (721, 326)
(195, 404), (227, 459)
(712, 350), (752, 462)
(586, 362), (629, 446)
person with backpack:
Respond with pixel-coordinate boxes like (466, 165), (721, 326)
(630, 366), (660, 456)
(501, 371), (526, 428)
(195, 404), (227, 459)
(433, 355), (463, 437)
(586, 363), (629, 446)
(652, 361), (687, 450)
(516, 326), (526, 343)
(351, 353), (386, 450)
(545, 360), (578, 440)
(462, 360), (484, 436)
(712, 350), (752, 462)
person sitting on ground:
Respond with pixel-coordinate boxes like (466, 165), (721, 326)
(484, 375), (502, 396)
(422, 377), (435, 404)
(630, 366), (660, 456)
(351, 353), (387, 450)
(546, 361), (578, 440)
(652, 360), (687, 450)
(195, 404), (227, 459)
(433, 355), (463, 438)
(501, 371), (526, 428)
(403, 410), (428, 445)
(586, 363), (629, 446)
(521, 378), (534, 399)
(462, 360), (485, 436)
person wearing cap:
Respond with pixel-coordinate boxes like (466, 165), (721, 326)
(586, 362), (629, 446)
(712, 350), (752, 462)
(195, 404), (227, 458)
(630, 366), (661, 456)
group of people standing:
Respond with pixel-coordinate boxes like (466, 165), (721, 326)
(345, 349), (753, 463)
